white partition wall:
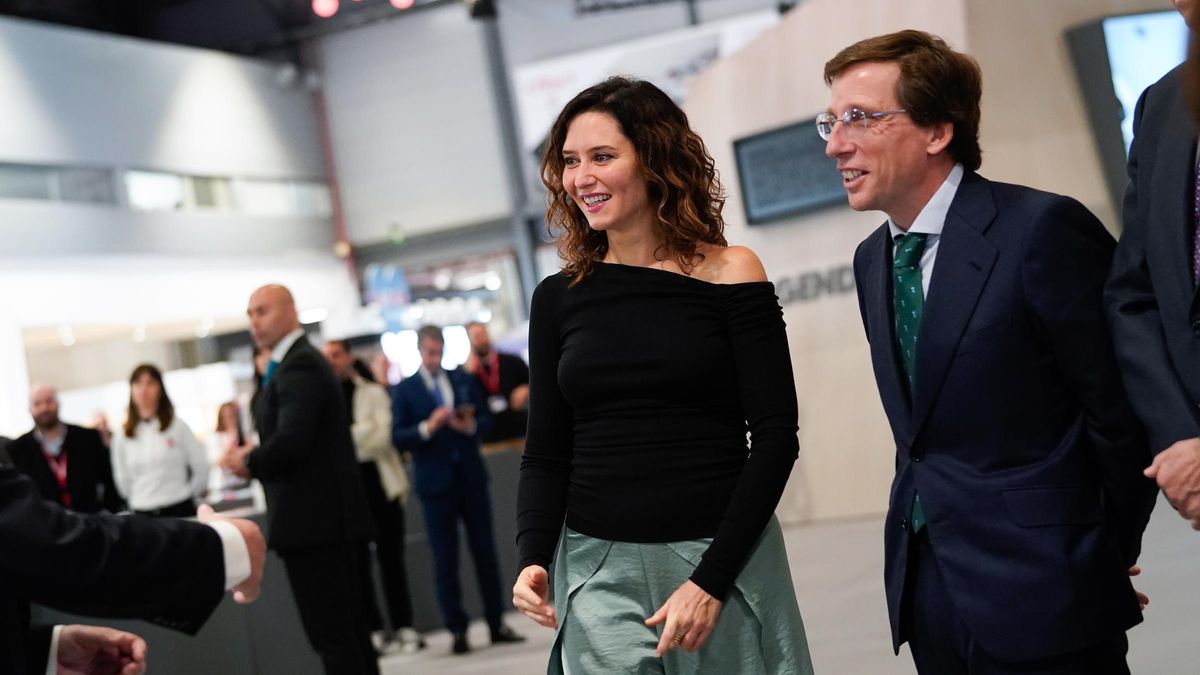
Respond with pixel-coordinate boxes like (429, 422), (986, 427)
(684, 0), (1165, 523)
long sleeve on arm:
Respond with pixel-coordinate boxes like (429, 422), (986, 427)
(516, 275), (575, 572)
(689, 284), (800, 600)
(1103, 78), (1200, 452)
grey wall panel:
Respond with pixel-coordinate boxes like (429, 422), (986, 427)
(318, 4), (512, 246)
(0, 17), (325, 178)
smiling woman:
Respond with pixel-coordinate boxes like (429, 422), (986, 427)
(539, 77), (727, 284)
(515, 77), (813, 675)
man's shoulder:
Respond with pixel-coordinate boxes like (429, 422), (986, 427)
(497, 352), (527, 368)
(392, 375), (424, 397)
(967, 175), (1088, 221)
(9, 430), (36, 447)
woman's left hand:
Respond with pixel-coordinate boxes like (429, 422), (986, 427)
(644, 580), (722, 657)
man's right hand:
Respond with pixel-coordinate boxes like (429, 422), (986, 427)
(197, 504), (265, 603)
(1144, 437), (1200, 521)
(426, 406), (452, 434)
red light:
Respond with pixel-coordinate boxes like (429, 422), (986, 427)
(390, 0), (415, 9)
(312, 0), (339, 18)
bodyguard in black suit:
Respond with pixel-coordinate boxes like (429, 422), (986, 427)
(228, 284), (378, 675)
(1, 465), (265, 674)
(1106, 2), (1200, 528)
(392, 325), (522, 654)
(823, 31), (1155, 673)
(9, 384), (124, 513)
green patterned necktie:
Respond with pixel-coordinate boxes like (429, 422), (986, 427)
(893, 233), (928, 388)
(893, 232), (928, 532)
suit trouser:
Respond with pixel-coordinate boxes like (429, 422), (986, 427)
(281, 544), (381, 675)
(903, 531), (1129, 675)
(358, 461), (415, 630)
(419, 477), (505, 635)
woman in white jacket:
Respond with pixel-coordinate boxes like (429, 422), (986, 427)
(111, 363), (208, 517)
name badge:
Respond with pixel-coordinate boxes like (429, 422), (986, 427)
(488, 394), (509, 414)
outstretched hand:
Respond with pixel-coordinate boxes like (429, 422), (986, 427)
(197, 504), (265, 603)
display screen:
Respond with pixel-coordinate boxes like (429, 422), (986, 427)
(734, 118), (846, 225)
(1101, 10), (1188, 154)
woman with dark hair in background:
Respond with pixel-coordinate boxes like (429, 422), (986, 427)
(110, 363), (208, 517)
(512, 76), (812, 674)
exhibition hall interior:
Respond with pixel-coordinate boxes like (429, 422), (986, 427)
(1, 0), (1198, 673)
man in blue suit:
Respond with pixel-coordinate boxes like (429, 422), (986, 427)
(391, 324), (523, 654)
(822, 31), (1156, 673)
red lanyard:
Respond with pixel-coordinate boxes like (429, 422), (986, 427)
(41, 447), (71, 507)
(478, 352), (501, 395)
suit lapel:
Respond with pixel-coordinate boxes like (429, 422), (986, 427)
(411, 373), (439, 412)
(863, 227), (913, 432)
(911, 176), (998, 434)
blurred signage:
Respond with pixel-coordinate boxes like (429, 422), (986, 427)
(512, 10), (778, 159)
(364, 263), (411, 332)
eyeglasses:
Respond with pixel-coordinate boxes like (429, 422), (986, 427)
(815, 108), (908, 141)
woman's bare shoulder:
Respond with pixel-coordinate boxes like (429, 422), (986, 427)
(693, 245), (768, 284)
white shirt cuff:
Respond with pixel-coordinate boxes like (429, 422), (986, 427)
(418, 421), (431, 441)
(44, 625), (63, 675)
(206, 520), (251, 591)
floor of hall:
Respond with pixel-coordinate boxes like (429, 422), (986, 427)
(379, 495), (1200, 674)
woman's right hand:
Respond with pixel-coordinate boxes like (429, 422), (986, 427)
(512, 565), (557, 629)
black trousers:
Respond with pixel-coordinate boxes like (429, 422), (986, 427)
(281, 544), (380, 675)
(358, 462), (415, 630)
(903, 532), (1130, 675)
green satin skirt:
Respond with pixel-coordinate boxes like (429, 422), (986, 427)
(547, 516), (814, 674)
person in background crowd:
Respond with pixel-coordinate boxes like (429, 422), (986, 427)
(8, 384), (125, 514)
(392, 324), (524, 655)
(223, 284), (379, 675)
(513, 76), (812, 674)
(110, 363), (209, 518)
(825, 30), (1154, 674)
(463, 322), (530, 444)
(89, 411), (112, 448)
(322, 339), (425, 655)
(210, 401), (254, 491)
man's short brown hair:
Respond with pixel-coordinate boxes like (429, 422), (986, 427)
(824, 30), (983, 171)
(417, 325), (444, 345)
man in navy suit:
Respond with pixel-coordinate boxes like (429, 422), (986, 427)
(823, 30), (1156, 673)
(391, 324), (522, 654)
(1106, 1), (1200, 530)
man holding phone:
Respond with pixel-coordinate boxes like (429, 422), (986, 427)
(391, 325), (524, 655)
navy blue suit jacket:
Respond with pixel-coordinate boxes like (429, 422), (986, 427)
(391, 368), (492, 498)
(0, 466), (224, 674)
(1106, 65), (1200, 453)
(853, 172), (1156, 662)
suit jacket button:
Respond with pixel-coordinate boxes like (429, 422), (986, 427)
(900, 517), (909, 530)
(911, 455), (923, 462)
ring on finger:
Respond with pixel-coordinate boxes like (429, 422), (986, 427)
(672, 632), (685, 645)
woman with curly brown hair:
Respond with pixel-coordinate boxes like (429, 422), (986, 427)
(513, 77), (812, 674)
